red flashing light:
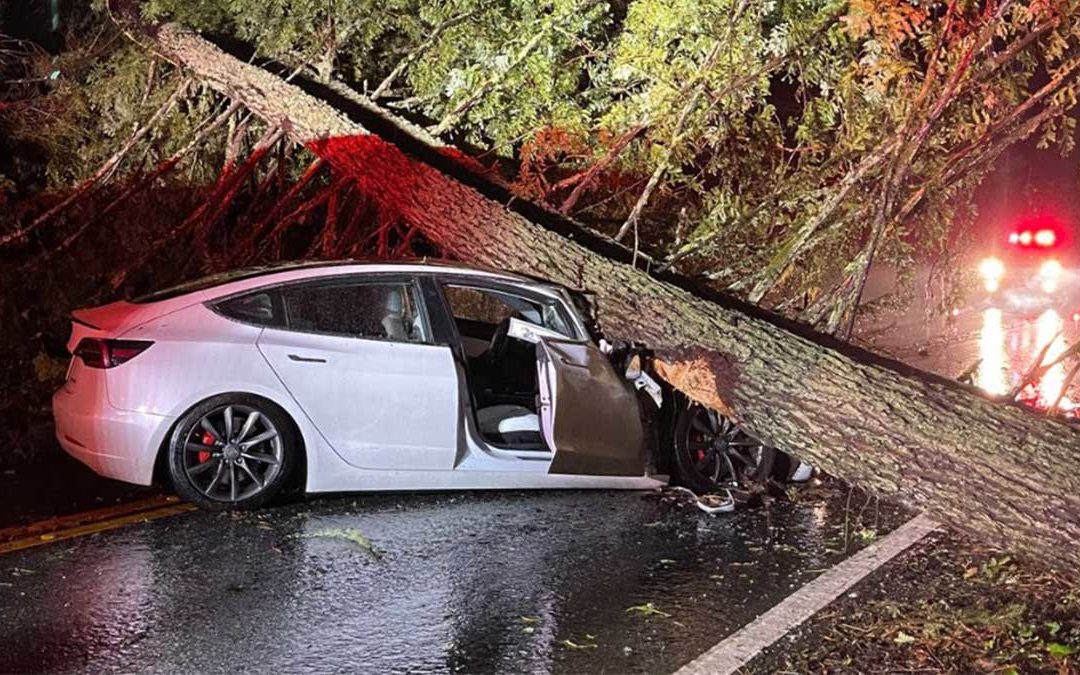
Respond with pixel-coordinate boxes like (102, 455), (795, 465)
(1010, 228), (1059, 248)
(1035, 229), (1056, 246)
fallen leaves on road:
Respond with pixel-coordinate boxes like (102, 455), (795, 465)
(747, 532), (1080, 673)
(625, 602), (671, 618)
(560, 637), (598, 650)
(304, 528), (383, 559)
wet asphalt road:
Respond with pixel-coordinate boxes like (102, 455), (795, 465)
(871, 299), (1080, 411)
(0, 485), (904, 674)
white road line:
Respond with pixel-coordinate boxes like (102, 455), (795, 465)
(675, 513), (940, 675)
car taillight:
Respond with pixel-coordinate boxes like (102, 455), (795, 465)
(73, 338), (153, 369)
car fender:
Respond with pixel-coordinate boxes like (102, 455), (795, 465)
(157, 381), (348, 494)
(113, 304), (351, 492)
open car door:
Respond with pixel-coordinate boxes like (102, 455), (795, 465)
(534, 336), (646, 476)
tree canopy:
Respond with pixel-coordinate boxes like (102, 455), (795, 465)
(4, 0), (1080, 331)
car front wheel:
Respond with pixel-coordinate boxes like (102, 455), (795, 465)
(672, 401), (775, 494)
(167, 394), (296, 510)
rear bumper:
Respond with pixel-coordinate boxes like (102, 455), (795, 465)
(53, 386), (174, 486)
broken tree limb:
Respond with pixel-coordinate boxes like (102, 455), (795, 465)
(0, 76), (192, 249)
(27, 99), (244, 267)
(556, 121), (648, 215)
(238, 156), (326, 258)
(123, 15), (1080, 574)
(1009, 331), (1064, 401)
(1050, 362), (1080, 414)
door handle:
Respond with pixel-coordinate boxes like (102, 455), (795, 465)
(287, 354), (327, 363)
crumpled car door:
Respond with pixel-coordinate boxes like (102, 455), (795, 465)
(536, 338), (646, 476)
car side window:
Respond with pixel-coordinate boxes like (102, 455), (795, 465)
(280, 280), (427, 343)
(213, 291), (281, 327)
(442, 284), (575, 338)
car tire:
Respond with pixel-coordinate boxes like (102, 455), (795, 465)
(167, 394), (297, 510)
(672, 400), (776, 493)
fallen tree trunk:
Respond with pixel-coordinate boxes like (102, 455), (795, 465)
(123, 14), (1080, 573)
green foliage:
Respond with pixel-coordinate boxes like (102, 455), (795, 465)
(12, 0), (1080, 322)
(145, 0), (421, 82)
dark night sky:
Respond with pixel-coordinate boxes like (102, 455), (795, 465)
(3, 1), (63, 52)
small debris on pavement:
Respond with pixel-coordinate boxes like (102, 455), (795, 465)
(560, 638), (598, 650)
(661, 486), (735, 514)
(303, 528), (383, 559)
(625, 602), (671, 618)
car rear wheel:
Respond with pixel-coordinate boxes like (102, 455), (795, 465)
(167, 394), (296, 510)
(672, 401), (775, 494)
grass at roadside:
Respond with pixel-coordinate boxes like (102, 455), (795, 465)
(746, 530), (1080, 673)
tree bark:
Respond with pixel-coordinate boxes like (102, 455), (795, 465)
(126, 17), (1080, 574)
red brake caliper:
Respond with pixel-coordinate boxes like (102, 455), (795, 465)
(198, 431), (215, 464)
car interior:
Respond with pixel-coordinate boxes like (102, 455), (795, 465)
(441, 284), (575, 450)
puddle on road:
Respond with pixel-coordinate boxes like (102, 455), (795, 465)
(975, 307), (1080, 410)
(0, 485), (907, 674)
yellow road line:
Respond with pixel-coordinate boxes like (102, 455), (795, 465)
(0, 502), (196, 555)
(0, 494), (185, 544)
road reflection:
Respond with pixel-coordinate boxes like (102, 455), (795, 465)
(976, 307), (1076, 409)
(977, 308), (1007, 396)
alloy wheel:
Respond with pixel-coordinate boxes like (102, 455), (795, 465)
(682, 405), (768, 488)
(182, 404), (284, 502)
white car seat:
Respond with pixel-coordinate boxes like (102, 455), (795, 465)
(476, 404), (542, 445)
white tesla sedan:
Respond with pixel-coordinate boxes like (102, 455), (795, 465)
(54, 261), (805, 509)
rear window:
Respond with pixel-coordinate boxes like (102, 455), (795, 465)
(280, 281), (427, 342)
(213, 291), (281, 326)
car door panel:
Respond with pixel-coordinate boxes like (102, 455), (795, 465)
(257, 327), (459, 472)
(536, 339), (645, 476)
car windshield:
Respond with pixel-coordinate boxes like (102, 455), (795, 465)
(442, 285), (578, 339)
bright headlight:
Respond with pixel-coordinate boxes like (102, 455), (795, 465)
(1040, 259), (1063, 279)
(1040, 259), (1063, 293)
(979, 257), (1005, 280)
(979, 257), (1005, 292)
